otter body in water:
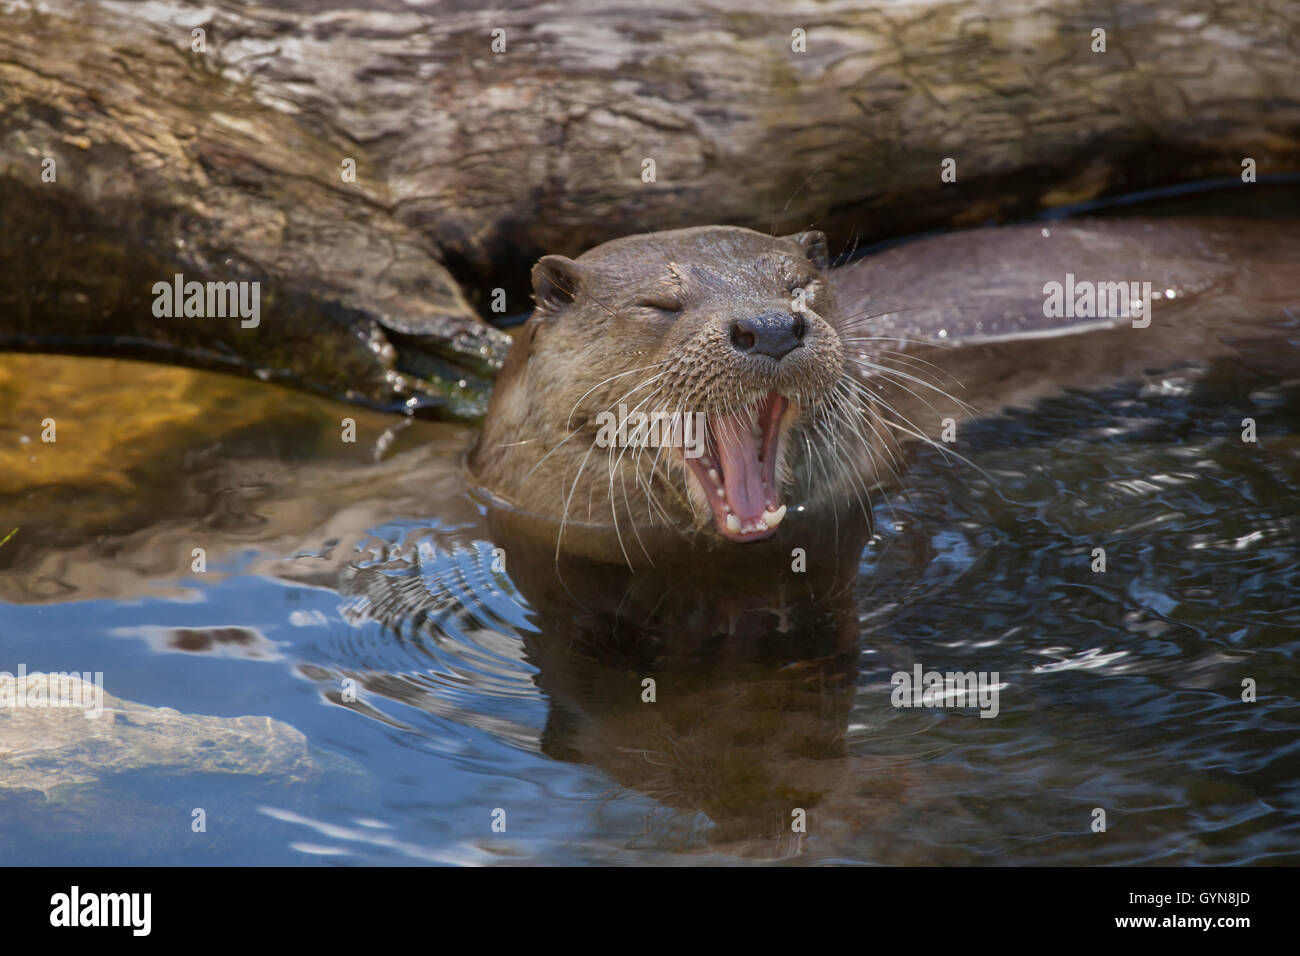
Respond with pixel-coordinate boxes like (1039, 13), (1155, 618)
(470, 219), (1300, 556)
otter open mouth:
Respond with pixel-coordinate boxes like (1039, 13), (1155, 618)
(684, 391), (790, 542)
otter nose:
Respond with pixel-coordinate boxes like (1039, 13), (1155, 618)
(730, 311), (806, 359)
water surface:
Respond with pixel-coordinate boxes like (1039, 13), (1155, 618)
(1, 288), (1298, 866)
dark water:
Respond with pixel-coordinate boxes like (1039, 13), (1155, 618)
(2, 300), (1299, 865)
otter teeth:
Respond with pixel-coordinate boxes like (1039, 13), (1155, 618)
(686, 391), (791, 540)
(698, 469), (786, 536)
(722, 506), (786, 536)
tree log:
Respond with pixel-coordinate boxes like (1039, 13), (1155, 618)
(1, 0), (1297, 413)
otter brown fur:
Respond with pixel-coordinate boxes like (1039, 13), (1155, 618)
(469, 226), (884, 553)
(470, 219), (1300, 555)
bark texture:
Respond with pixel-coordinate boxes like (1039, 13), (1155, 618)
(1, 0), (1296, 411)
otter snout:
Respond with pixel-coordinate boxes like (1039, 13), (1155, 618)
(730, 311), (806, 360)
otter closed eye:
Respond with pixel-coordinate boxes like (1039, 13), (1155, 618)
(633, 297), (683, 316)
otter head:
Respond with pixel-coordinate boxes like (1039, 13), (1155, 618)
(471, 226), (881, 550)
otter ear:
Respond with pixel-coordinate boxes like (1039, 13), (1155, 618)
(531, 255), (584, 313)
(784, 230), (830, 271)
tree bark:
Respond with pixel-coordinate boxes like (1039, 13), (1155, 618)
(1, 0), (1296, 412)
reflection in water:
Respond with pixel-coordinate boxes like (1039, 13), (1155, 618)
(110, 625), (284, 660)
(0, 354), (476, 603)
(341, 509), (878, 857)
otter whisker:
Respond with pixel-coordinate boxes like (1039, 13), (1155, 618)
(632, 398), (695, 538)
(813, 413), (874, 527)
(768, 167), (824, 235)
(600, 441), (641, 568)
(618, 453), (654, 565)
(845, 355), (979, 417)
(845, 364), (959, 433)
(567, 363), (669, 431)
(824, 379), (910, 528)
(520, 428), (586, 483)
(555, 436), (601, 565)
(836, 306), (949, 332)
(837, 338), (967, 386)
(834, 380), (936, 518)
(821, 398), (904, 512)
(876, 416), (1002, 491)
(843, 350), (971, 406)
(621, 404), (684, 561)
(839, 374), (936, 461)
(812, 384), (892, 524)
(606, 381), (678, 566)
(824, 377), (906, 477)
(803, 419), (845, 551)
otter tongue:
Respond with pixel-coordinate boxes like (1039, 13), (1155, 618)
(713, 408), (768, 521)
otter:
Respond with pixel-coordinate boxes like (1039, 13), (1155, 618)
(470, 219), (1300, 557)
(469, 226), (877, 552)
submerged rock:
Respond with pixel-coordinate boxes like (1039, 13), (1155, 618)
(0, 673), (314, 796)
